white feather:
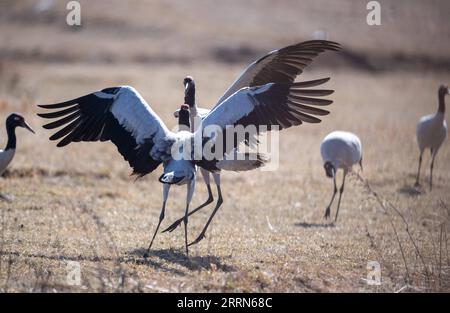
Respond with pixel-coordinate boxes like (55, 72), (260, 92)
(110, 86), (170, 145)
(416, 112), (447, 153)
(320, 131), (362, 171)
(201, 85), (272, 131)
(215, 52), (278, 105)
(161, 159), (196, 185)
(196, 107), (210, 118)
(0, 149), (15, 176)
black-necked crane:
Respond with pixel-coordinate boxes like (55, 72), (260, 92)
(173, 76), (210, 127)
(415, 85), (448, 190)
(0, 114), (35, 187)
(162, 77), (223, 243)
(37, 40), (340, 255)
(320, 131), (362, 222)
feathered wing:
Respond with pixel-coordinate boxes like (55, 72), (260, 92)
(196, 107), (211, 118)
(197, 79), (334, 171)
(38, 86), (171, 177)
(214, 40), (341, 106)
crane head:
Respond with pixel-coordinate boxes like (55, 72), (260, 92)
(6, 113), (35, 134)
(183, 76), (195, 108)
(439, 85), (449, 96)
(323, 161), (335, 178)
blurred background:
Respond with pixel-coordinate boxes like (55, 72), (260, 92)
(0, 0), (449, 292)
(1, 0), (449, 106)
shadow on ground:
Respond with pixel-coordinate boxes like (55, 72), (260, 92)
(1, 246), (235, 276)
(129, 248), (235, 272)
(398, 185), (422, 196)
(294, 222), (336, 228)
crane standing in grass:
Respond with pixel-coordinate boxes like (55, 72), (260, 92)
(0, 113), (35, 200)
(320, 131), (362, 222)
(0, 113), (35, 176)
(415, 85), (448, 190)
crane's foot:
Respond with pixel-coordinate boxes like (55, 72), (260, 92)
(188, 233), (206, 247)
(323, 207), (331, 219)
(162, 218), (183, 233)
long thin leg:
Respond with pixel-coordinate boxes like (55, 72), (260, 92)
(189, 183), (223, 247)
(145, 184), (170, 255)
(334, 171), (347, 222)
(430, 150), (436, 191)
(184, 179), (196, 256)
(324, 172), (337, 219)
(414, 151), (423, 187)
(162, 169), (214, 233)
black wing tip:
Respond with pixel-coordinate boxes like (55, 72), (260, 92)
(37, 104), (56, 109)
(56, 141), (70, 147)
(292, 77), (332, 89)
(42, 123), (57, 130)
(48, 133), (60, 141)
(292, 40), (342, 49)
(309, 39), (342, 48)
(37, 101), (76, 109)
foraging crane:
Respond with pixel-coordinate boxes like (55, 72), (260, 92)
(320, 131), (362, 222)
(37, 40), (340, 255)
(415, 85), (448, 190)
(163, 77), (223, 241)
(0, 113), (35, 177)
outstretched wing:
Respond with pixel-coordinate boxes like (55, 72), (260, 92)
(38, 86), (170, 177)
(198, 78), (334, 171)
(197, 107), (211, 118)
(214, 40), (340, 106)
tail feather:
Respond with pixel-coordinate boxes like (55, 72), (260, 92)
(217, 152), (269, 171)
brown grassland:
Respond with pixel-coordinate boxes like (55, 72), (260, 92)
(0, 0), (449, 292)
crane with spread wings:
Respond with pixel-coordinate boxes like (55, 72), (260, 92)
(37, 40), (341, 256)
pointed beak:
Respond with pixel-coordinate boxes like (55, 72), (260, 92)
(21, 120), (35, 134)
(324, 162), (335, 178)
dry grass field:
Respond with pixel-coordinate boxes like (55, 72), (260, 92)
(0, 0), (449, 292)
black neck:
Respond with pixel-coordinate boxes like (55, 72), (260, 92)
(185, 87), (195, 107)
(5, 124), (16, 150)
(178, 113), (190, 130)
(438, 92), (446, 113)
